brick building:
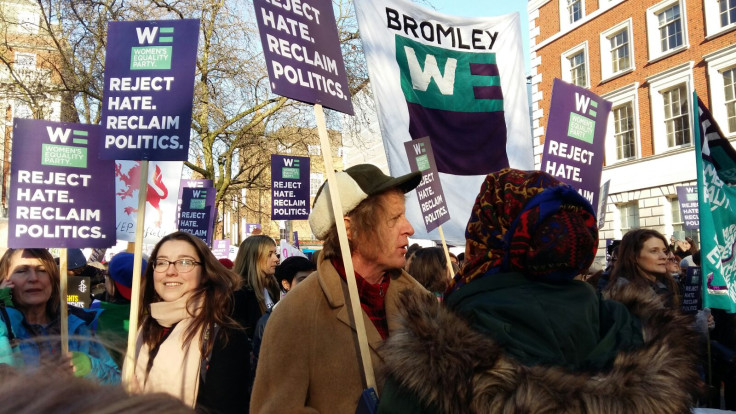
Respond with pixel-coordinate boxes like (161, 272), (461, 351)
(528, 0), (736, 260)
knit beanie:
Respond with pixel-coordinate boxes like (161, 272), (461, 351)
(108, 252), (147, 301)
(446, 168), (598, 296)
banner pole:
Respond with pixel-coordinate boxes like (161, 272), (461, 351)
(59, 249), (69, 356)
(314, 104), (376, 390)
(122, 160), (149, 390)
(437, 225), (454, 278)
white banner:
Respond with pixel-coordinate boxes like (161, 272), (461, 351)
(115, 161), (184, 244)
(354, 0), (533, 244)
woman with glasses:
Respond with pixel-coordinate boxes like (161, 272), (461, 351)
(232, 234), (281, 340)
(126, 231), (251, 412)
(603, 228), (680, 309)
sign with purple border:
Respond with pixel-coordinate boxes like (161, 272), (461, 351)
(541, 78), (611, 215)
(246, 223), (261, 237)
(177, 178), (213, 218)
(101, 19), (200, 160)
(681, 267), (703, 314)
(404, 137), (450, 232)
(178, 187), (216, 245)
(676, 185), (699, 230)
(253, 0), (353, 115)
(9, 119), (115, 248)
(212, 239), (230, 258)
(271, 155), (310, 220)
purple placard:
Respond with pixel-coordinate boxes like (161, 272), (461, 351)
(101, 19), (200, 160)
(177, 178), (214, 218)
(293, 231), (299, 248)
(178, 187), (216, 245)
(404, 137), (450, 232)
(271, 155), (310, 220)
(253, 0), (353, 115)
(212, 239), (230, 258)
(541, 78), (611, 214)
(9, 119), (116, 248)
(597, 179), (610, 230)
(676, 185), (699, 230)
(246, 223), (261, 237)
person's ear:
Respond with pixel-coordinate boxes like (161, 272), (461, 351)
(281, 279), (291, 292)
(344, 217), (352, 240)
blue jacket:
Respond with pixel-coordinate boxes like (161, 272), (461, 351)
(7, 305), (120, 384)
(0, 306), (15, 366)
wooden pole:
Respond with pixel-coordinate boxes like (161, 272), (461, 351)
(59, 249), (69, 356)
(122, 160), (149, 390)
(437, 225), (455, 278)
(314, 104), (376, 391)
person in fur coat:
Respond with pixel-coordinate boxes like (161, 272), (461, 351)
(377, 168), (703, 414)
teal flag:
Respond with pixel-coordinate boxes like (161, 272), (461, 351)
(694, 92), (736, 311)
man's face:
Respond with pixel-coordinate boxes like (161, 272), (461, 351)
(355, 191), (415, 272)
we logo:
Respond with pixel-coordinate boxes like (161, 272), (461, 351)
(567, 92), (598, 144)
(395, 35), (509, 176)
(42, 127), (89, 168)
(282, 158), (300, 179)
(131, 26), (174, 70)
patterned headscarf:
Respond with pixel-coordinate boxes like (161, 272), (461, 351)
(446, 168), (598, 296)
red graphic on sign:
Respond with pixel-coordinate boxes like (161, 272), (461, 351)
(114, 162), (169, 226)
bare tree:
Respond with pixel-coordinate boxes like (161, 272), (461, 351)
(0, 0), (372, 230)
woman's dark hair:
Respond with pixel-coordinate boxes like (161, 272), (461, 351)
(139, 231), (243, 357)
(607, 228), (679, 305)
(0, 248), (60, 317)
(407, 247), (450, 293)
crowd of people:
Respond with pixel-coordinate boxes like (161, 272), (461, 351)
(0, 164), (729, 413)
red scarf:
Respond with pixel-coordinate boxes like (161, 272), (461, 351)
(331, 259), (390, 339)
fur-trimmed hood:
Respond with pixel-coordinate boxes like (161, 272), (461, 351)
(380, 283), (702, 414)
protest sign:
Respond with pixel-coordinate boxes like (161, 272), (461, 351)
(694, 93), (736, 311)
(114, 160), (183, 244)
(246, 223), (261, 237)
(178, 187), (216, 245)
(353, 0), (533, 244)
(253, 0), (353, 114)
(681, 267), (703, 314)
(67, 276), (92, 308)
(541, 78), (611, 214)
(279, 238), (306, 260)
(404, 137), (450, 232)
(101, 19), (200, 160)
(9, 119), (115, 248)
(212, 239), (230, 258)
(293, 231), (299, 248)
(177, 179), (213, 218)
(271, 155), (310, 220)
(676, 185), (699, 230)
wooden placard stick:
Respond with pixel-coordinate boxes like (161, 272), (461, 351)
(59, 249), (69, 356)
(437, 225), (454, 278)
(314, 104), (376, 391)
(122, 160), (149, 389)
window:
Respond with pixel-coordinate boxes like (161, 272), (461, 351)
(13, 52), (35, 70)
(705, 0), (736, 37)
(662, 85), (690, 147)
(277, 143), (292, 154)
(725, 67), (736, 133)
(308, 145), (321, 156)
(646, 0), (688, 61)
(558, 0), (585, 32)
(613, 104), (636, 160)
(620, 203), (640, 233)
(647, 61), (694, 153)
(704, 45), (736, 138)
(600, 20), (635, 81)
(603, 83), (641, 164)
(658, 5), (683, 52)
(721, 0), (736, 27)
(561, 43), (589, 88)
(567, 0), (583, 24)
(570, 52), (587, 87)
(15, 10), (39, 35)
(310, 173), (323, 197)
(14, 101), (32, 119)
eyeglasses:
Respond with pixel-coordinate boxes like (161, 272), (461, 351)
(153, 259), (201, 273)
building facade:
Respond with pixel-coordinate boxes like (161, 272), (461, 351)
(528, 0), (736, 260)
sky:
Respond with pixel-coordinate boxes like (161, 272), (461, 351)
(427, 0), (531, 75)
